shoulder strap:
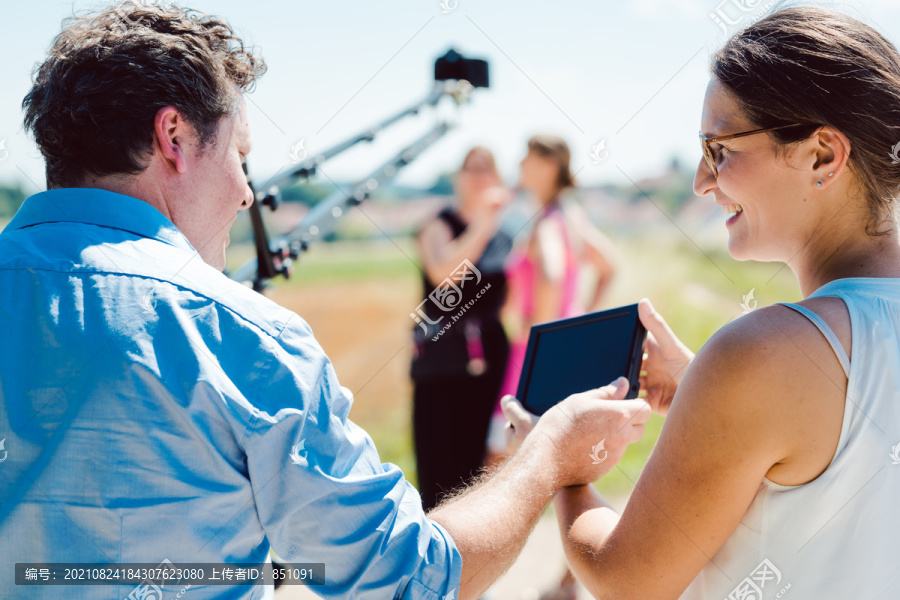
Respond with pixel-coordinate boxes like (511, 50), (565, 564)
(436, 207), (467, 239)
(776, 302), (850, 378)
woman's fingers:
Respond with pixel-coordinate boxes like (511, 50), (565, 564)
(501, 395), (539, 455)
(639, 298), (679, 353)
(500, 395), (535, 429)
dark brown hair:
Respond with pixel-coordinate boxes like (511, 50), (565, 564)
(23, 3), (266, 188)
(527, 134), (575, 192)
(713, 7), (900, 235)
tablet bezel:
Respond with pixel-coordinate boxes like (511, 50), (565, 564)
(515, 303), (647, 415)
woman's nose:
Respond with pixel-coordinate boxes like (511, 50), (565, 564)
(693, 157), (717, 197)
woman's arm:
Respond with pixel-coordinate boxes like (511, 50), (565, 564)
(566, 203), (618, 310)
(531, 217), (567, 326)
(418, 188), (509, 285)
(585, 238), (616, 311)
(554, 303), (850, 599)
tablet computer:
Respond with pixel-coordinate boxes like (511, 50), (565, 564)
(515, 303), (647, 415)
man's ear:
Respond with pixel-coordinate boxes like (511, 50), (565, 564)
(154, 106), (188, 174)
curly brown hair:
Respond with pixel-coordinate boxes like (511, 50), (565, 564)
(23, 2), (266, 188)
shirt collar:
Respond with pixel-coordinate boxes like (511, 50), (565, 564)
(6, 188), (197, 254)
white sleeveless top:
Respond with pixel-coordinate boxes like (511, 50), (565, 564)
(680, 278), (900, 600)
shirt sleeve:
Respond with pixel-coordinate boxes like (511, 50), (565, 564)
(237, 313), (463, 600)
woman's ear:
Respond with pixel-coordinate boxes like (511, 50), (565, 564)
(810, 126), (851, 189)
(154, 106), (188, 174)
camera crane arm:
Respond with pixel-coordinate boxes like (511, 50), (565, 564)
(231, 49), (489, 292)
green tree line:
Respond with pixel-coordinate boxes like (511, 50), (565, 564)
(0, 185), (25, 218)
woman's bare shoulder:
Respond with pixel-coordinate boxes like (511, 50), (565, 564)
(703, 300), (850, 377)
(676, 303), (848, 483)
(707, 300), (846, 357)
(418, 215), (454, 246)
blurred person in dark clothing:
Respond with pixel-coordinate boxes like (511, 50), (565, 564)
(411, 147), (513, 511)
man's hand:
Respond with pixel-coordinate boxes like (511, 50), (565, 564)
(501, 378), (651, 487)
(638, 298), (694, 416)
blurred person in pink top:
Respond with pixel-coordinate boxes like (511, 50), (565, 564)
(496, 134), (618, 406)
(491, 135), (618, 599)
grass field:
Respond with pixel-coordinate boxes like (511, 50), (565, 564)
(231, 227), (803, 499)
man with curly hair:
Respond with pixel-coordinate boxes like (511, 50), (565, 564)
(0, 4), (649, 599)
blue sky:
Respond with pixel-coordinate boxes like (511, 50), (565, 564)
(1, 0), (898, 194)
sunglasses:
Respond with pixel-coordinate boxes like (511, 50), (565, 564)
(699, 123), (804, 178)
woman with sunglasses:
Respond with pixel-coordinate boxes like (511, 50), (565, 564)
(503, 7), (900, 598)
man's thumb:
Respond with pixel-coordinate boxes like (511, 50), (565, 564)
(604, 376), (630, 400)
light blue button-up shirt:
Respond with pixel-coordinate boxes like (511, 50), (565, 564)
(0, 189), (462, 599)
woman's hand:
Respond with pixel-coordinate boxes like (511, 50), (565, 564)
(638, 298), (694, 416)
(474, 185), (512, 225)
(499, 394), (539, 456)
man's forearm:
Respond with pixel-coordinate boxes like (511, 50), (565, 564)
(427, 433), (560, 600)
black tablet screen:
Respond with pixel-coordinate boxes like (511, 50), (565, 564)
(516, 304), (646, 415)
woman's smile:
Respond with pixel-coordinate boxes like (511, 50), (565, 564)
(723, 203), (743, 227)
